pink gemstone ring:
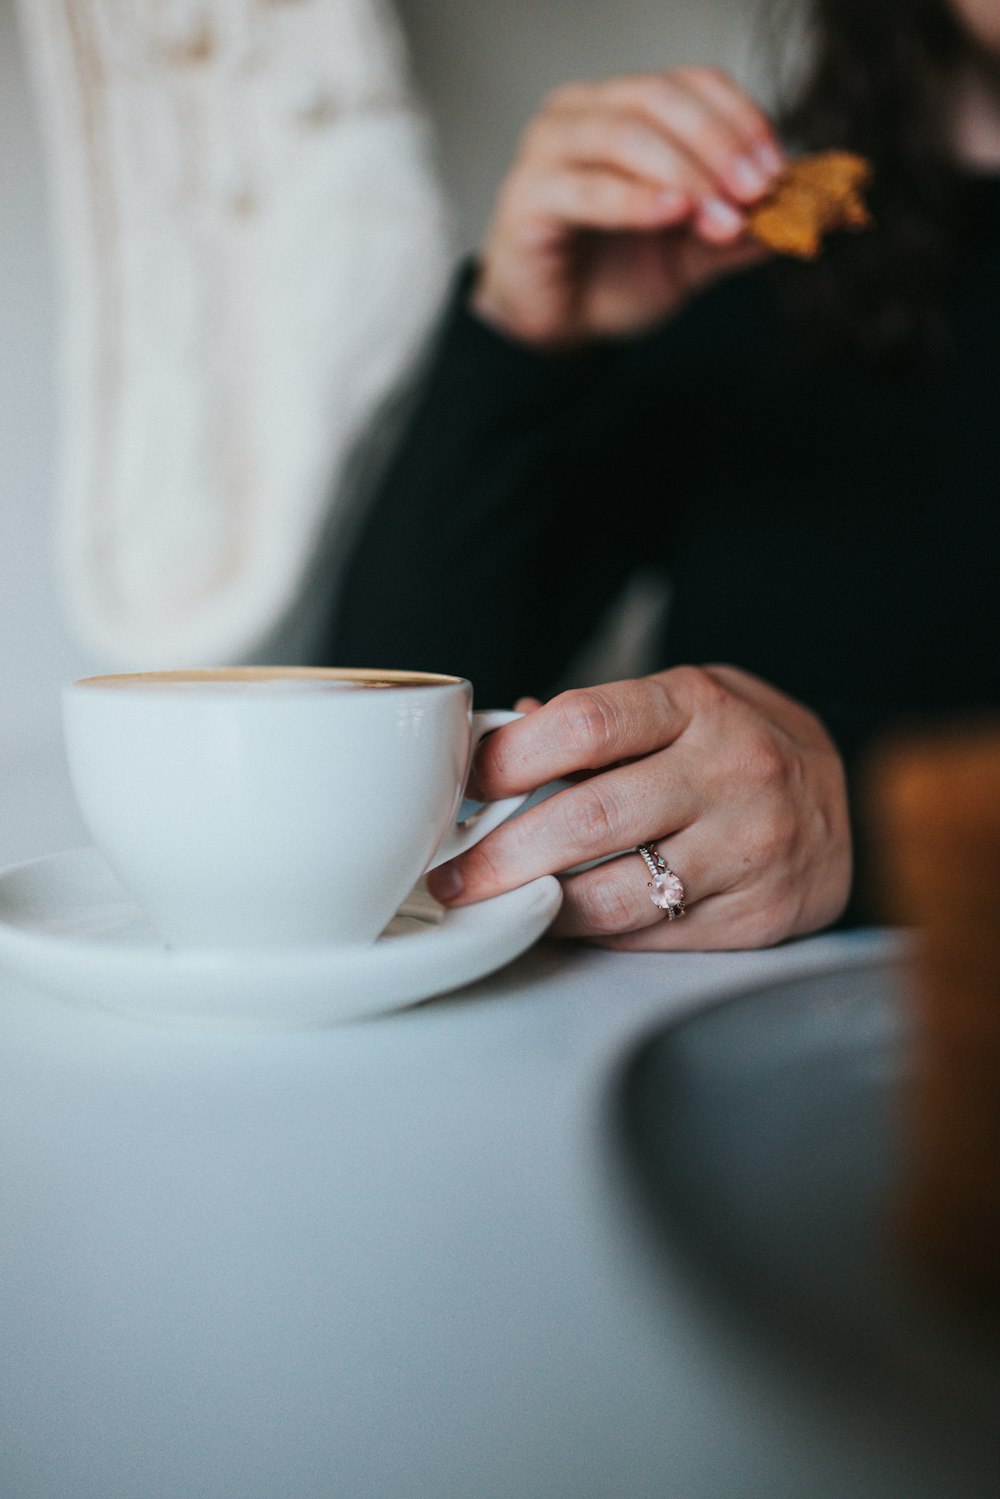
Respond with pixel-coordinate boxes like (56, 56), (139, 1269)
(636, 844), (686, 919)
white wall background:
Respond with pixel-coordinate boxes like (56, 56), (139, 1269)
(0, 0), (765, 865)
(0, 0), (97, 862)
(395, 0), (770, 250)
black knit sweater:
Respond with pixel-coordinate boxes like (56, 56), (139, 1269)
(325, 176), (1000, 923)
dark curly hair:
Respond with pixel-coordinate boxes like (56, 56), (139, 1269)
(766, 0), (980, 359)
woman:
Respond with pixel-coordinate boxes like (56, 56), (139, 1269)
(326, 0), (1000, 947)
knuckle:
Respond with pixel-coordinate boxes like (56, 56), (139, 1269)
(676, 63), (731, 91)
(460, 832), (509, 892)
(770, 880), (807, 935)
(554, 689), (615, 761)
(630, 72), (678, 110)
(756, 805), (799, 862)
(575, 876), (639, 934)
(573, 173), (621, 217)
(519, 115), (553, 159)
(565, 783), (616, 847)
(668, 664), (733, 713)
(746, 904), (797, 949)
(701, 118), (742, 159)
(606, 115), (649, 164)
(728, 885), (801, 948)
(473, 733), (515, 798)
(742, 729), (790, 791)
(545, 80), (587, 113)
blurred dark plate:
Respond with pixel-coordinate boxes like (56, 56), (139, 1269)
(618, 959), (1000, 1465)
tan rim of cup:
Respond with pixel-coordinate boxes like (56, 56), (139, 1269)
(73, 667), (464, 689)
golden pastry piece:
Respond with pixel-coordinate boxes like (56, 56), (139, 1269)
(747, 150), (873, 260)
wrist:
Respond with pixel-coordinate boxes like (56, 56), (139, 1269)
(468, 263), (585, 354)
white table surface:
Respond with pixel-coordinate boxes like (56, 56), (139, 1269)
(11, 917), (986, 1499)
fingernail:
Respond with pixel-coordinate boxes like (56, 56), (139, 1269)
(753, 141), (785, 178)
(428, 865), (464, 903)
(728, 155), (768, 197)
(700, 197), (745, 234)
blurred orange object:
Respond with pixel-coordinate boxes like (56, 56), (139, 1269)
(748, 150), (873, 259)
(872, 724), (1000, 1320)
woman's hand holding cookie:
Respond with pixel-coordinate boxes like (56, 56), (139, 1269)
(427, 666), (852, 950)
(471, 68), (786, 348)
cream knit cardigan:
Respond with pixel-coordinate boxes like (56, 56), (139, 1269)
(16, 0), (449, 665)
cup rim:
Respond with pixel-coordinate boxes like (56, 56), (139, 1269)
(69, 666), (467, 692)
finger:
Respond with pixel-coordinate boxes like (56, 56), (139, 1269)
(668, 67), (785, 175)
(513, 696), (544, 713)
(551, 830), (709, 938)
(433, 743), (702, 906)
(536, 105), (722, 203)
(531, 72), (783, 246)
(586, 830), (834, 950)
(563, 70), (782, 171)
(589, 889), (745, 950)
(523, 163), (693, 233)
(590, 883), (790, 951)
(667, 230), (772, 290)
(595, 74), (775, 207)
(471, 668), (724, 801)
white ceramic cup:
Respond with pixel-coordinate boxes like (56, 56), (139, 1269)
(63, 667), (529, 950)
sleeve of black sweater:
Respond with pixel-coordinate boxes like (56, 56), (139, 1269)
(323, 266), (651, 708)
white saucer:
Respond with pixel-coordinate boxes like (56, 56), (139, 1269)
(0, 848), (562, 1028)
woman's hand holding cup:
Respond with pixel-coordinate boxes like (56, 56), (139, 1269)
(471, 67), (786, 348)
(427, 666), (852, 950)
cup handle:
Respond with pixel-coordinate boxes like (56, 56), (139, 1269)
(426, 709), (529, 870)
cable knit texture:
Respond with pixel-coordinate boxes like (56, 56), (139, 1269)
(16, 0), (449, 664)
